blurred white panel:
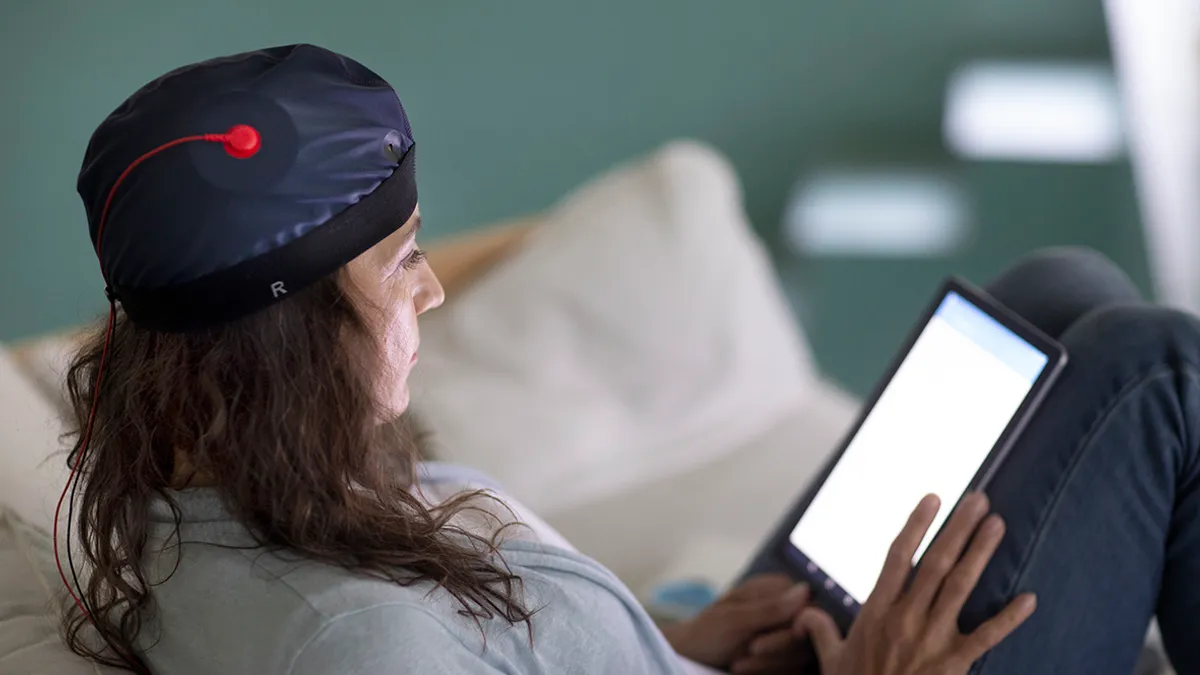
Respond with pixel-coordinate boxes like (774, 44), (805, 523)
(944, 61), (1124, 163)
(1106, 0), (1200, 311)
(784, 171), (970, 257)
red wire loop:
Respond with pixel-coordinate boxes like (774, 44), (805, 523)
(54, 125), (260, 664)
(51, 302), (114, 621)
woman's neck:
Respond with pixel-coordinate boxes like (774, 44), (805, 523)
(171, 448), (216, 488)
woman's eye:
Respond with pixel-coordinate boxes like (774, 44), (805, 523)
(400, 248), (426, 271)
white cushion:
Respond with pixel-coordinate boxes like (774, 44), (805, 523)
(410, 140), (818, 513)
(546, 380), (859, 597)
(0, 347), (72, 534)
(9, 332), (80, 418)
(0, 508), (115, 674)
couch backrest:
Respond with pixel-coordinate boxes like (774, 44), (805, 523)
(0, 346), (72, 533)
(0, 348), (118, 672)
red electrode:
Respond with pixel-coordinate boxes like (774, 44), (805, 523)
(220, 124), (261, 159)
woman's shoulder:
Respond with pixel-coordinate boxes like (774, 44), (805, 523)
(142, 537), (507, 673)
(287, 601), (510, 675)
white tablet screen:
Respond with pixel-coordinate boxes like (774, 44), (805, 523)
(788, 291), (1049, 604)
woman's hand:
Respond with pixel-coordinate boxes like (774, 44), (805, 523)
(662, 574), (813, 673)
(797, 493), (1036, 675)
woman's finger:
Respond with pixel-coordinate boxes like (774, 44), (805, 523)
(796, 607), (844, 672)
(732, 573), (800, 600)
(735, 629), (810, 675)
(906, 493), (990, 612)
(748, 627), (795, 656)
(728, 583), (811, 636)
(958, 593), (1038, 662)
(928, 515), (1005, 626)
(865, 494), (940, 609)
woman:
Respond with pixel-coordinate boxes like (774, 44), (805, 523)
(62, 44), (1197, 674)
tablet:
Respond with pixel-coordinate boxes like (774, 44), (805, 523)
(743, 277), (1067, 630)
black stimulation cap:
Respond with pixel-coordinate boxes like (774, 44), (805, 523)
(77, 44), (418, 332)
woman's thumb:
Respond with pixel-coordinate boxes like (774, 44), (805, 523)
(796, 608), (843, 668)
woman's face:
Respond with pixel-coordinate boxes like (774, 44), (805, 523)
(345, 206), (444, 417)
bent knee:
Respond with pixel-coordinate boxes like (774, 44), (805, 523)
(1063, 305), (1200, 374)
(1014, 246), (1117, 272)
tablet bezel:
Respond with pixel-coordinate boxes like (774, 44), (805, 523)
(741, 276), (1068, 633)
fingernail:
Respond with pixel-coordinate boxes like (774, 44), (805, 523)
(748, 635), (770, 656)
(783, 583), (810, 604)
(1022, 593), (1038, 612)
(964, 493), (988, 514)
(983, 515), (1004, 535)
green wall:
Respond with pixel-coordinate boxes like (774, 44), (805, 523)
(0, 1), (1147, 394)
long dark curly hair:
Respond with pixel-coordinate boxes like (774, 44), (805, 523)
(60, 271), (532, 672)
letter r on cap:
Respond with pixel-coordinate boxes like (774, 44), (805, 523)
(271, 281), (288, 298)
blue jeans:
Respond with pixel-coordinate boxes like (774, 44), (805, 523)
(959, 248), (1200, 674)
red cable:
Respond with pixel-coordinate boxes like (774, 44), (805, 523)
(91, 126), (260, 251)
(52, 303), (114, 621)
(52, 125), (260, 660)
